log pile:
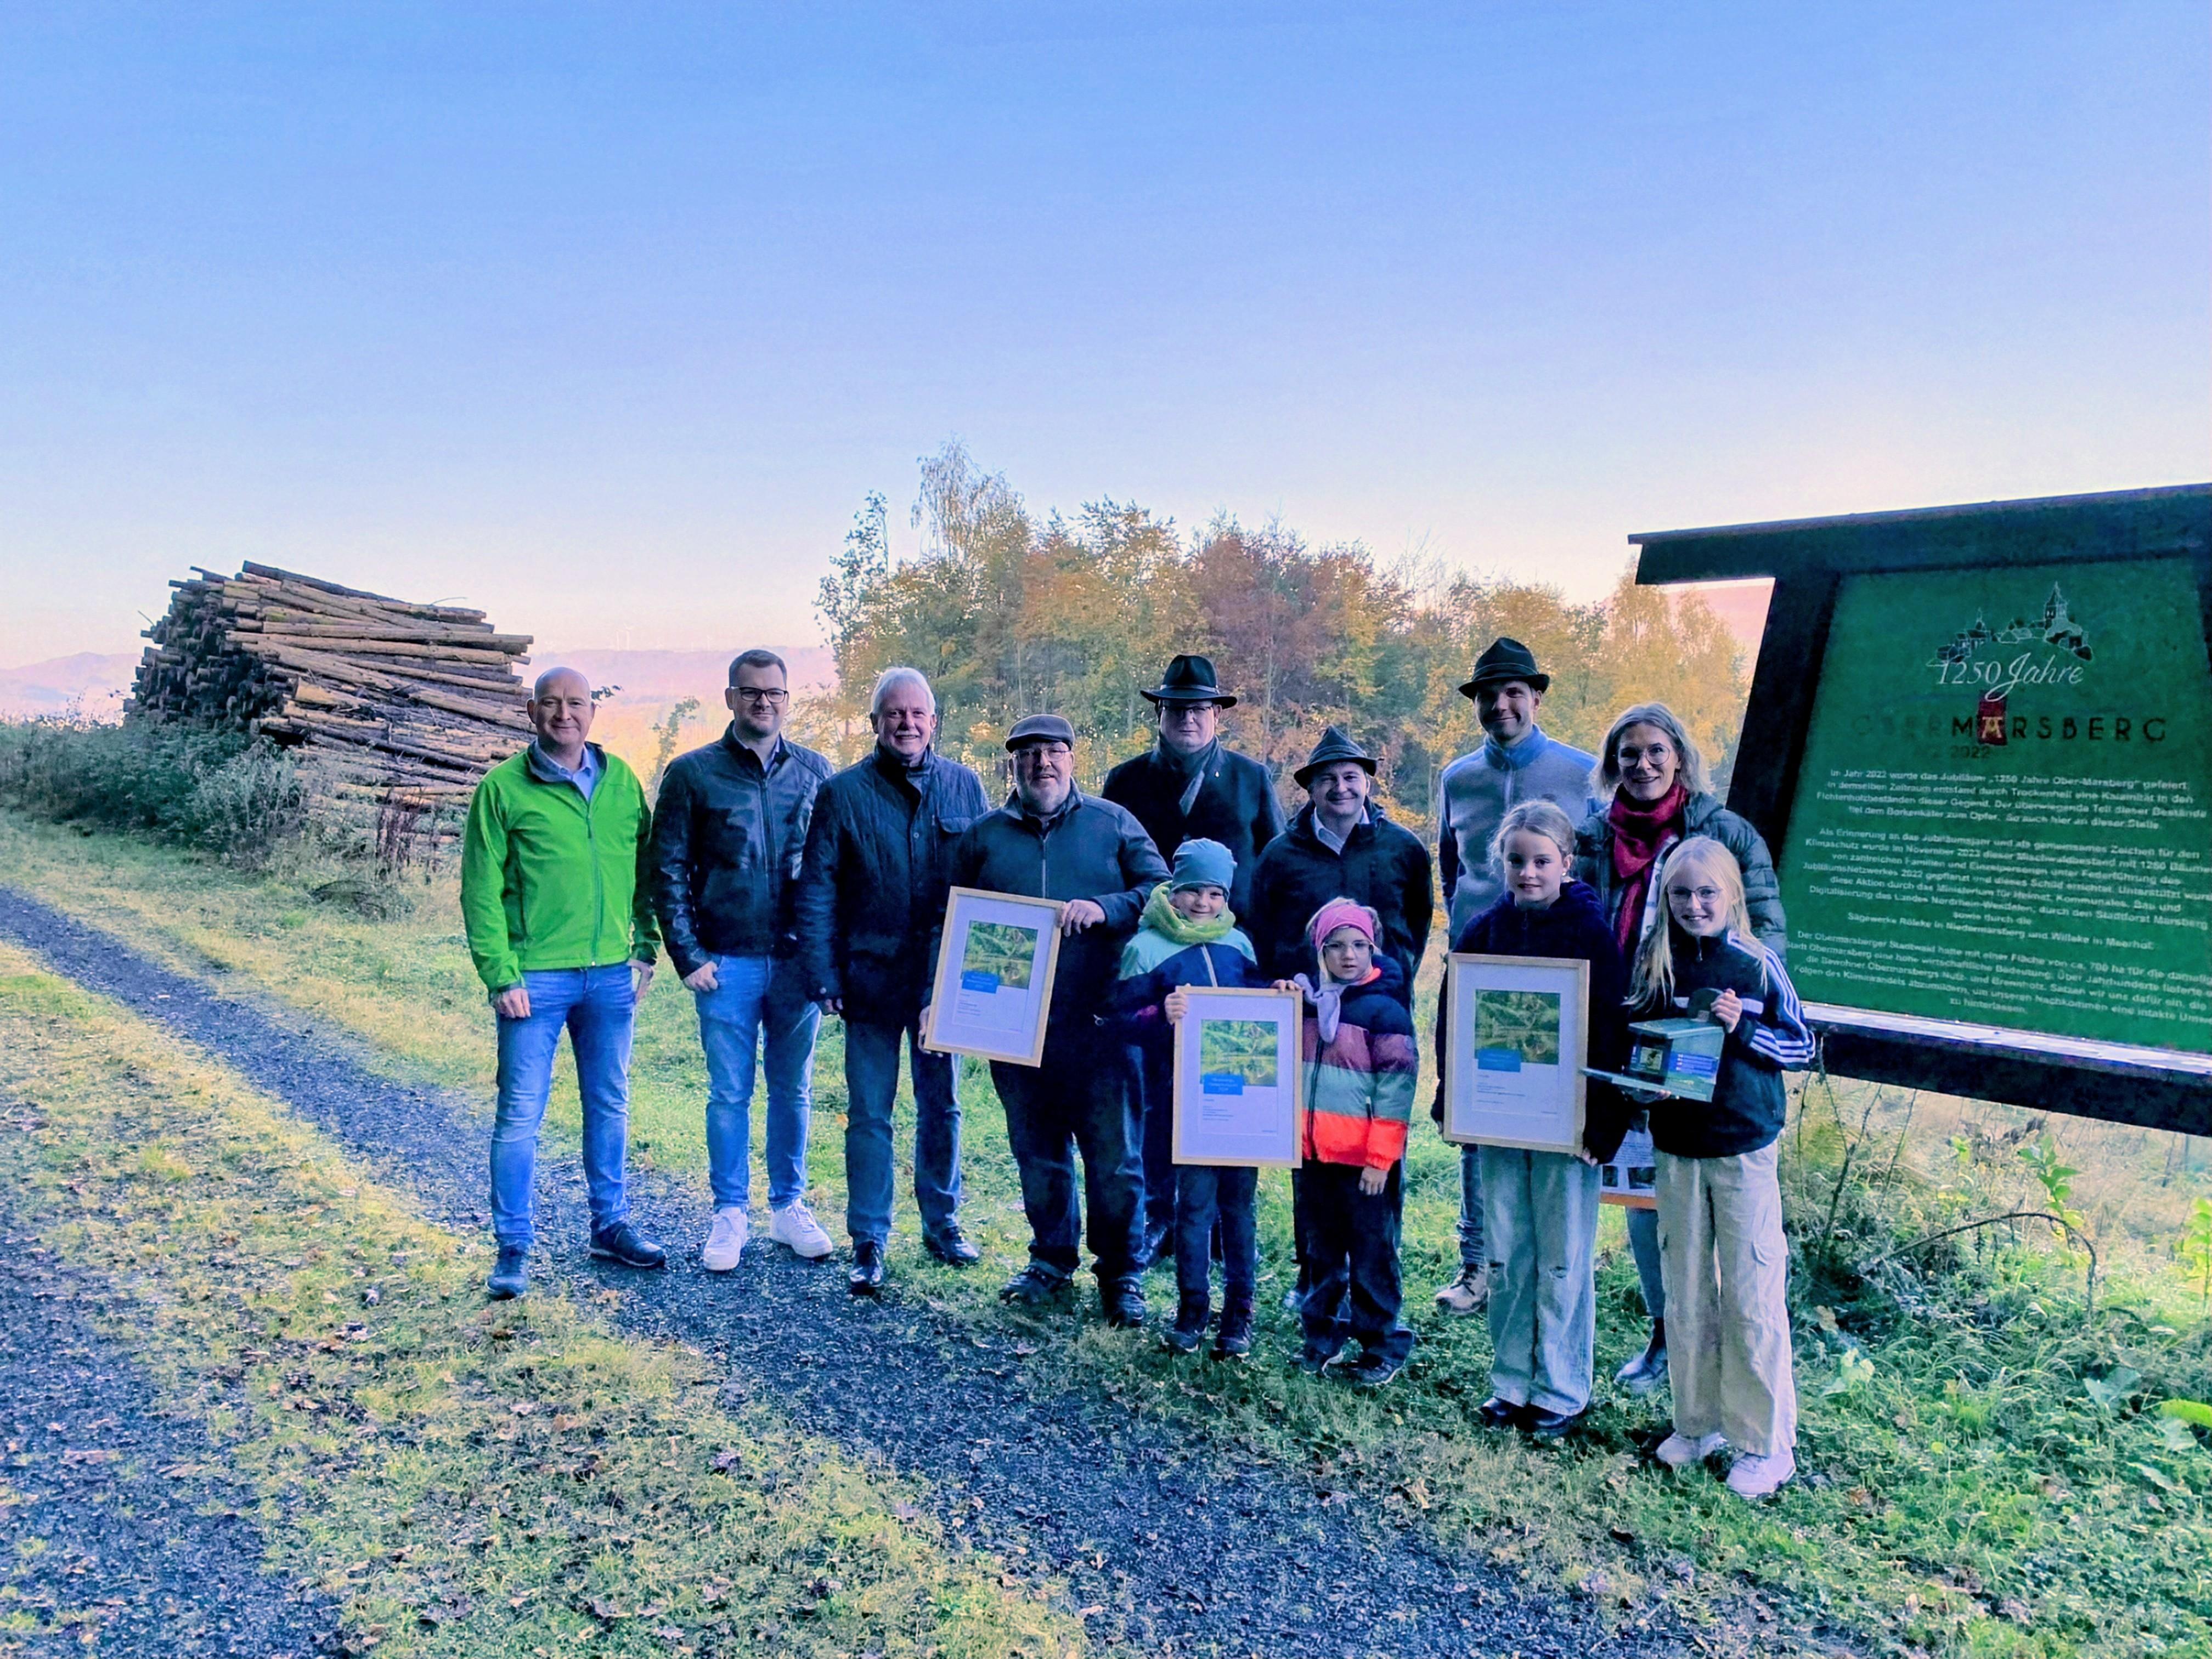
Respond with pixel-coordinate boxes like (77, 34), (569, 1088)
(128, 562), (533, 808)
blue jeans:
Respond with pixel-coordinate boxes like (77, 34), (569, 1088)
(1174, 1164), (1256, 1306)
(1457, 1143), (1486, 1268)
(1481, 1146), (1601, 1415)
(1627, 1205), (1666, 1321)
(694, 954), (821, 1212)
(491, 966), (637, 1249)
(843, 1014), (963, 1246)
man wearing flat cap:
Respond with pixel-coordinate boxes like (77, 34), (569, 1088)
(1248, 725), (1432, 997)
(1103, 654), (1285, 1263)
(939, 713), (1171, 1327)
(1430, 636), (1598, 1317)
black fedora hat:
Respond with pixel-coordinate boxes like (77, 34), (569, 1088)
(1458, 636), (1550, 698)
(1293, 725), (1378, 788)
(1140, 653), (1238, 708)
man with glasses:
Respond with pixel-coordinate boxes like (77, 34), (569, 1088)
(649, 649), (835, 1273)
(940, 714), (1170, 1326)
(1103, 654), (1284, 1265)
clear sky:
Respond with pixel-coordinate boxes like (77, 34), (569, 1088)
(2, 3), (2205, 665)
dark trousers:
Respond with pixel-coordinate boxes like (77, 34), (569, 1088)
(1127, 1040), (1178, 1242)
(991, 1033), (1143, 1281)
(1294, 1160), (1412, 1363)
(1175, 1164), (1257, 1307)
(842, 1014), (962, 1246)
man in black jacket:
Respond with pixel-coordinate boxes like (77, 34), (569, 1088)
(649, 649), (836, 1275)
(1101, 653), (1286, 1266)
(940, 714), (1170, 1326)
(795, 667), (989, 1294)
(1247, 726), (1434, 995)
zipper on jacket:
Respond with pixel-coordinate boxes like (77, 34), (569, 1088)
(585, 778), (606, 966)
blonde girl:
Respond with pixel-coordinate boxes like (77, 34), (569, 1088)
(1630, 836), (1815, 1500)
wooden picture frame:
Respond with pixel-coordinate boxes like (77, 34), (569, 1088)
(1170, 987), (1304, 1169)
(1439, 951), (1590, 1154)
(919, 887), (1065, 1066)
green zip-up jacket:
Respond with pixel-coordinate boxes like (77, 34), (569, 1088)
(460, 744), (662, 993)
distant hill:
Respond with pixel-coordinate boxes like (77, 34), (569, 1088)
(0, 652), (138, 721)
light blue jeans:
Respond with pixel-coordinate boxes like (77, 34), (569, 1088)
(491, 966), (636, 1249)
(694, 953), (821, 1212)
(1481, 1146), (1601, 1416)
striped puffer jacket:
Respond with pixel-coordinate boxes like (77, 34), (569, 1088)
(1299, 955), (1419, 1170)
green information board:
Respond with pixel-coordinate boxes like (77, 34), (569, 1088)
(1780, 555), (2212, 1053)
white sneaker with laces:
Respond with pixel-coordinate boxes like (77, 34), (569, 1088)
(701, 1206), (749, 1272)
(1434, 1265), (1488, 1315)
(1655, 1429), (1728, 1469)
(1725, 1448), (1795, 1499)
(768, 1199), (834, 1261)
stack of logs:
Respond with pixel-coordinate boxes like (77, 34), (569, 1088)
(128, 562), (533, 808)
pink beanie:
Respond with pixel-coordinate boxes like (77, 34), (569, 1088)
(1309, 899), (1378, 952)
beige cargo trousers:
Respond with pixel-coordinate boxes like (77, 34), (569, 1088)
(1653, 1142), (1798, 1457)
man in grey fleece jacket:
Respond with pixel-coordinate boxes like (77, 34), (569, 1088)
(1431, 637), (1598, 1315)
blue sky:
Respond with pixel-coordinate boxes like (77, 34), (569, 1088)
(2, 3), (2204, 664)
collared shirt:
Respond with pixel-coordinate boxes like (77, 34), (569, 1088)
(1313, 803), (1370, 855)
(529, 740), (600, 801)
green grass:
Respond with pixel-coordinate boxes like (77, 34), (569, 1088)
(5, 809), (2212, 1655)
(0, 947), (1092, 1658)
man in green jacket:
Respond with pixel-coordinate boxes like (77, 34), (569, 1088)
(462, 666), (664, 1299)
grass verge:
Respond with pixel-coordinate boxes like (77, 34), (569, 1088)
(4, 812), (2212, 1655)
(0, 945), (1091, 1658)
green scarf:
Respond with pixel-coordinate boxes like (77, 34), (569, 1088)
(1141, 882), (1241, 946)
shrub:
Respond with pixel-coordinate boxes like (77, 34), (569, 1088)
(0, 719), (309, 868)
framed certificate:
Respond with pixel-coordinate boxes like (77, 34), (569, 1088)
(1439, 952), (1589, 1154)
(1171, 988), (1304, 1169)
(921, 887), (1064, 1066)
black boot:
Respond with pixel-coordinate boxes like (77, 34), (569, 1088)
(1101, 1275), (1147, 1328)
(1212, 1293), (1254, 1360)
(1163, 1294), (1209, 1353)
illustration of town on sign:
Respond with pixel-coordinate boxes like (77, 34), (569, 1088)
(1935, 583), (2092, 666)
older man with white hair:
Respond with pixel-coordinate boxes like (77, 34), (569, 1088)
(462, 665), (665, 1300)
(795, 667), (990, 1293)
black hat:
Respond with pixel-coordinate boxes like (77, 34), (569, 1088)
(1005, 713), (1077, 751)
(1293, 725), (1378, 788)
(1459, 636), (1550, 698)
(1139, 653), (1238, 708)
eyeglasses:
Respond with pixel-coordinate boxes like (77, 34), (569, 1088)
(733, 687), (788, 704)
(1666, 885), (1724, 905)
(1014, 742), (1071, 760)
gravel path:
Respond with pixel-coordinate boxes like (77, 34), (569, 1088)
(0, 1202), (332, 1657)
(0, 885), (1688, 1657)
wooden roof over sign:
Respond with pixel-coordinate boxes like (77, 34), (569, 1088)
(1630, 482), (2212, 583)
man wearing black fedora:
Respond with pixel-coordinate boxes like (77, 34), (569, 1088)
(1104, 653), (1285, 1267)
(1431, 636), (1599, 1318)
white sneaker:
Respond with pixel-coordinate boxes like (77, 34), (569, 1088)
(1434, 1265), (1488, 1315)
(1655, 1430), (1728, 1469)
(701, 1206), (749, 1272)
(1725, 1449), (1795, 1499)
(767, 1200), (834, 1261)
